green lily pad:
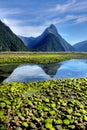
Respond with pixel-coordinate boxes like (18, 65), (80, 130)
(83, 116), (87, 121)
(45, 123), (52, 129)
(45, 118), (53, 124)
(51, 103), (56, 108)
(80, 109), (86, 114)
(27, 100), (32, 106)
(22, 122), (28, 128)
(5, 100), (11, 105)
(63, 119), (70, 125)
(43, 98), (49, 103)
(43, 106), (49, 111)
(1, 102), (6, 108)
(49, 110), (56, 115)
(67, 108), (73, 114)
(66, 115), (72, 120)
(54, 119), (62, 125)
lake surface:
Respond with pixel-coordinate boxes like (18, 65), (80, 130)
(1, 59), (87, 82)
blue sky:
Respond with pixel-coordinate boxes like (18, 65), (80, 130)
(0, 0), (87, 45)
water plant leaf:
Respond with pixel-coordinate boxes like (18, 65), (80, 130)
(45, 123), (52, 129)
(63, 119), (70, 125)
(22, 122), (28, 128)
(83, 116), (87, 121)
(49, 110), (56, 115)
(54, 119), (62, 125)
(43, 98), (49, 103)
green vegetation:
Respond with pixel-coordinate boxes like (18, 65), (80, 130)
(0, 78), (87, 130)
(0, 52), (87, 64)
(0, 20), (27, 51)
(0, 52), (87, 129)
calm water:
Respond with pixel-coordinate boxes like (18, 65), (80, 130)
(1, 59), (87, 82)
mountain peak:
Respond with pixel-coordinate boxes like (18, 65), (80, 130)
(49, 24), (56, 28)
(44, 24), (58, 36)
(19, 24), (75, 52)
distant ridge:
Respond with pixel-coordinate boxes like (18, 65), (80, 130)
(73, 40), (87, 52)
(0, 20), (28, 51)
(20, 24), (75, 52)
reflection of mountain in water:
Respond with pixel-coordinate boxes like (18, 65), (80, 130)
(3, 59), (87, 83)
(3, 65), (51, 82)
(41, 63), (61, 77)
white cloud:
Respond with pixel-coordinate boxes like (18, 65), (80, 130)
(44, 15), (78, 26)
(2, 13), (87, 38)
(2, 18), (22, 26)
(44, 18), (63, 25)
(44, 0), (87, 26)
(63, 15), (87, 24)
(1, 18), (47, 37)
(50, 0), (87, 14)
(11, 25), (47, 37)
(75, 16), (87, 24)
(0, 8), (22, 18)
(55, 0), (76, 13)
(2, 14), (87, 38)
(44, 13), (87, 27)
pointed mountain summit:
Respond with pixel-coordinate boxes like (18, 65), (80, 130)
(0, 20), (27, 51)
(44, 24), (58, 36)
(19, 24), (75, 52)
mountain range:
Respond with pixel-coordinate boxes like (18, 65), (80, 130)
(0, 20), (86, 52)
(0, 20), (27, 51)
(19, 24), (75, 52)
(73, 40), (87, 52)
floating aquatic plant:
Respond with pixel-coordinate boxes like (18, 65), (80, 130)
(0, 78), (87, 129)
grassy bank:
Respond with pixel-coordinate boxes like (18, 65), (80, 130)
(0, 78), (87, 130)
(0, 52), (87, 64)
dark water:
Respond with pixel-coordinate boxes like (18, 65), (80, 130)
(1, 59), (87, 82)
(0, 64), (18, 82)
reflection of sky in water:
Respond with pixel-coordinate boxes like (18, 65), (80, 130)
(54, 59), (87, 78)
(3, 59), (87, 82)
(4, 65), (51, 82)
